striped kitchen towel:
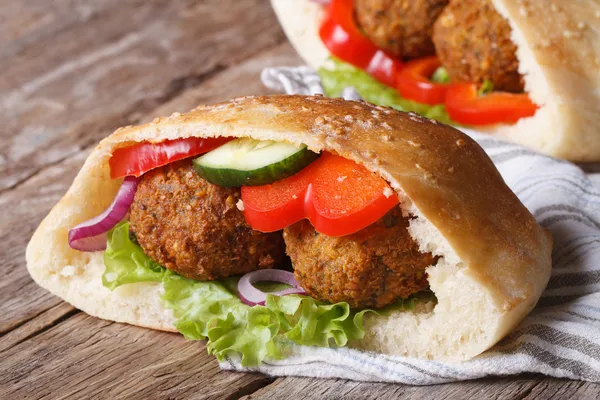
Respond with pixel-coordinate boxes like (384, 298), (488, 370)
(221, 67), (600, 384)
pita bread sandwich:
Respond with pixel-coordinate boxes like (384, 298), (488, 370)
(27, 95), (552, 366)
(271, 0), (600, 161)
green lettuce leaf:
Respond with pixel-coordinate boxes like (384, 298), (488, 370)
(102, 221), (434, 366)
(103, 223), (173, 290)
(318, 57), (456, 125)
(266, 295), (371, 347)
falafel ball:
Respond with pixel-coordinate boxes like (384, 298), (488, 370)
(129, 159), (286, 281)
(284, 207), (435, 309)
(432, 0), (524, 92)
(354, 0), (449, 59)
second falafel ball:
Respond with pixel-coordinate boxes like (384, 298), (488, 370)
(129, 159), (286, 281)
(354, 0), (449, 59)
(432, 0), (524, 93)
(284, 207), (435, 309)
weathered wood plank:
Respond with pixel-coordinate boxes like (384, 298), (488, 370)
(0, 42), (300, 334)
(0, 312), (274, 400)
(0, 151), (87, 333)
(0, 303), (77, 352)
(0, 0), (285, 191)
(0, 0), (125, 59)
(243, 375), (553, 400)
(522, 379), (600, 399)
(150, 43), (303, 119)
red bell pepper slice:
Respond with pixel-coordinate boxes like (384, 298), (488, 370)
(109, 137), (231, 179)
(241, 153), (399, 237)
(365, 50), (403, 88)
(318, 0), (402, 87)
(396, 56), (450, 105)
(445, 83), (539, 125)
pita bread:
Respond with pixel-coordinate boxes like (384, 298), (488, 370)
(27, 95), (552, 361)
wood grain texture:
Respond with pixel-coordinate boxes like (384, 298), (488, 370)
(0, 302), (77, 352)
(0, 313), (274, 400)
(243, 376), (600, 399)
(1, 151), (87, 333)
(522, 380), (600, 399)
(243, 376), (541, 400)
(0, 0), (594, 398)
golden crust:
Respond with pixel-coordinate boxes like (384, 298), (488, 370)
(129, 160), (286, 281)
(27, 95), (552, 360)
(354, 0), (448, 59)
(284, 208), (433, 309)
(432, 0), (524, 92)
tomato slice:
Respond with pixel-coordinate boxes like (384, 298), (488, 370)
(395, 56), (449, 105)
(109, 137), (231, 179)
(241, 153), (399, 237)
(445, 83), (539, 125)
(319, 0), (402, 87)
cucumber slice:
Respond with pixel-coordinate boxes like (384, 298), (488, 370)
(193, 138), (319, 187)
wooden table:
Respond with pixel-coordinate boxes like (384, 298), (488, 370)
(2, 1), (598, 398)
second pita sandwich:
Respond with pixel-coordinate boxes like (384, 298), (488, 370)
(271, 0), (600, 162)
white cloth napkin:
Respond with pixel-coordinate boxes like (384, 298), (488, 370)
(219, 67), (600, 384)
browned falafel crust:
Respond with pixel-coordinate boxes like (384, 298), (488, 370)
(354, 0), (449, 59)
(284, 207), (435, 309)
(432, 0), (524, 92)
(129, 160), (286, 281)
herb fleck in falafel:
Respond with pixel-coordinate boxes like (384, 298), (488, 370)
(432, 0), (524, 92)
(284, 207), (436, 309)
(354, 0), (449, 59)
(129, 160), (286, 281)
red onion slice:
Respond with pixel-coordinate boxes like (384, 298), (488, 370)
(68, 176), (140, 252)
(238, 269), (307, 306)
